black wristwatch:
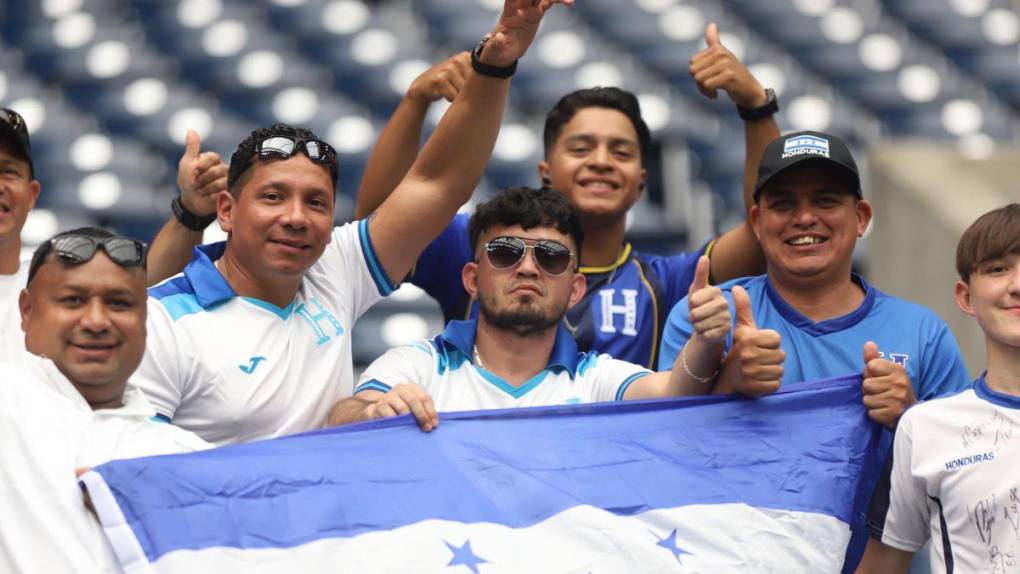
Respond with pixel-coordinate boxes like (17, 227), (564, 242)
(471, 37), (517, 79)
(737, 88), (779, 121)
(171, 196), (217, 231)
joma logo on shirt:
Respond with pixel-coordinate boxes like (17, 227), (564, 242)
(944, 451), (995, 472)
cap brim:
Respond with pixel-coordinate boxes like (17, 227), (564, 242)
(754, 156), (861, 200)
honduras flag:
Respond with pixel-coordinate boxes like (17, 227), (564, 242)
(81, 375), (881, 573)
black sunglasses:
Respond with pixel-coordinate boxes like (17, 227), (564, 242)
(28, 234), (148, 283)
(483, 236), (575, 276)
(256, 135), (337, 169)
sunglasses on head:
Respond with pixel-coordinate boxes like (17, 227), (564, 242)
(483, 236), (574, 276)
(28, 234), (148, 283)
(255, 135), (338, 172)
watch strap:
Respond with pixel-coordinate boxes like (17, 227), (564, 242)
(737, 88), (779, 121)
(171, 196), (217, 231)
(471, 37), (517, 79)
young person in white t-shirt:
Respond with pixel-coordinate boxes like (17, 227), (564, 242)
(858, 203), (1020, 574)
(327, 186), (733, 431)
(1, 227), (210, 573)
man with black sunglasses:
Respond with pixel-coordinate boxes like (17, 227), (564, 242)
(134, 0), (575, 446)
(0, 107), (40, 363)
(327, 187), (732, 430)
(2, 227), (210, 572)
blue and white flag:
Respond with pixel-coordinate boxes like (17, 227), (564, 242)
(81, 375), (882, 573)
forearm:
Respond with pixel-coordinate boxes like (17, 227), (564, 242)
(667, 334), (725, 396)
(326, 396), (373, 427)
(146, 217), (203, 286)
(354, 96), (431, 219)
(741, 114), (780, 215)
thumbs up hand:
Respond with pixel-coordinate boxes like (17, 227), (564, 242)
(861, 342), (916, 429)
(689, 22), (769, 109)
(687, 256), (731, 345)
(717, 285), (784, 396)
(177, 129), (228, 218)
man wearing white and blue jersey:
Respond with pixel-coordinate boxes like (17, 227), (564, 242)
(133, 0), (575, 445)
(859, 204), (1020, 574)
(657, 130), (970, 571)
(351, 25), (780, 370)
(328, 187), (733, 430)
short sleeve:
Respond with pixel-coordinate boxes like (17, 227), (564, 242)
(355, 342), (437, 395)
(866, 415), (930, 551)
(582, 354), (652, 403)
(130, 300), (186, 421)
(408, 213), (473, 322)
(314, 220), (396, 321)
(916, 321), (971, 401)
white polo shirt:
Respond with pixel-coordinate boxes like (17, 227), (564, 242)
(133, 220), (394, 445)
(0, 263), (27, 363)
(355, 319), (652, 410)
(868, 375), (1020, 573)
(0, 354), (210, 573)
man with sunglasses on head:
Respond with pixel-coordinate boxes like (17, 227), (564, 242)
(0, 108), (40, 363)
(327, 187), (731, 430)
(1, 227), (209, 572)
(133, 0), (574, 446)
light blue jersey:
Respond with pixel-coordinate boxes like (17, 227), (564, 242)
(658, 274), (969, 401)
(658, 273), (971, 572)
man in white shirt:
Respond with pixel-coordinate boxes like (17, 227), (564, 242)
(0, 108), (38, 362)
(1, 227), (210, 573)
(133, 0), (575, 446)
(858, 203), (1020, 574)
(327, 186), (732, 430)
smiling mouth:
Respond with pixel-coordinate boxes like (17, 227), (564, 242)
(786, 236), (827, 246)
(269, 239), (310, 250)
(579, 180), (619, 192)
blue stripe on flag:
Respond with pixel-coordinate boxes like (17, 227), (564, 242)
(87, 375), (882, 563)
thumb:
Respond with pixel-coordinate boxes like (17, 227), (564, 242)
(705, 22), (721, 47)
(689, 255), (710, 295)
(732, 285), (756, 328)
(863, 341), (881, 365)
(183, 129), (201, 160)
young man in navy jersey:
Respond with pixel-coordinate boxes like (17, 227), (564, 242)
(858, 204), (1020, 574)
(353, 24), (779, 369)
(657, 129), (971, 571)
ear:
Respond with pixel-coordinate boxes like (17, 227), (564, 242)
(537, 161), (551, 185)
(19, 288), (30, 331)
(954, 279), (975, 317)
(28, 179), (40, 210)
(567, 271), (587, 309)
(462, 261), (479, 299)
(217, 190), (235, 233)
(856, 199), (873, 237)
(749, 204), (762, 241)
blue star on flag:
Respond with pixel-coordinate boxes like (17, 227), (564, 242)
(445, 539), (490, 573)
(656, 528), (692, 562)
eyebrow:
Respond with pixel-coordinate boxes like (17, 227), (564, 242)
(563, 134), (638, 147)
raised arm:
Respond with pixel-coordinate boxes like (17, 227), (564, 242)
(689, 23), (778, 283)
(355, 52), (471, 219)
(368, 0), (573, 285)
(146, 130), (228, 285)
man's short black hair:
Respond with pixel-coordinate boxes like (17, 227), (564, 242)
(27, 226), (122, 284)
(227, 122), (337, 195)
(543, 87), (651, 167)
(468, 186), (585, 262)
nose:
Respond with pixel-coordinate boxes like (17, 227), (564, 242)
(279, 197), (310, 229)
(79, 298), (112, 334)
(588, 144), (613, 171)
(514, 246), (541, 277)
(1009, 266), (1020, 296)
(791, 200), (819, 226)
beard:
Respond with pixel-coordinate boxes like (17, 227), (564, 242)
(478, 290), (565, 338)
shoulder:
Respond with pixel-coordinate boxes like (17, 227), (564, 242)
(870, 290), (948, 327)
(901, 386), (976, 426)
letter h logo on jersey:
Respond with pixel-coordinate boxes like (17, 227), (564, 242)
(598, 289), (638, 337)
(295, 297), (344, 346)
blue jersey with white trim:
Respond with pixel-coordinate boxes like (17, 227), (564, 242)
(410, 213), (706, 369)
(133, 220), (394, 445)
(658, 273), (971, 572)
(355, 319), (652, 410)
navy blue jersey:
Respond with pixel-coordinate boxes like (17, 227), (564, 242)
(409, 213), (707, 369)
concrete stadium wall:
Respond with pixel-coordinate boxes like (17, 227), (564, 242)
(866, 142), (1018, 378)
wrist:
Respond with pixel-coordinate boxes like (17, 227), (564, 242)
(737, 87), (778, 122)
(171, 195), (216, 231)
(471, 37), (517, 78)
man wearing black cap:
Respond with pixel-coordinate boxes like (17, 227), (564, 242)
(132, 0), (573, 446)
(0, 108), (39, 362)
(656, 130), (970, 571)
